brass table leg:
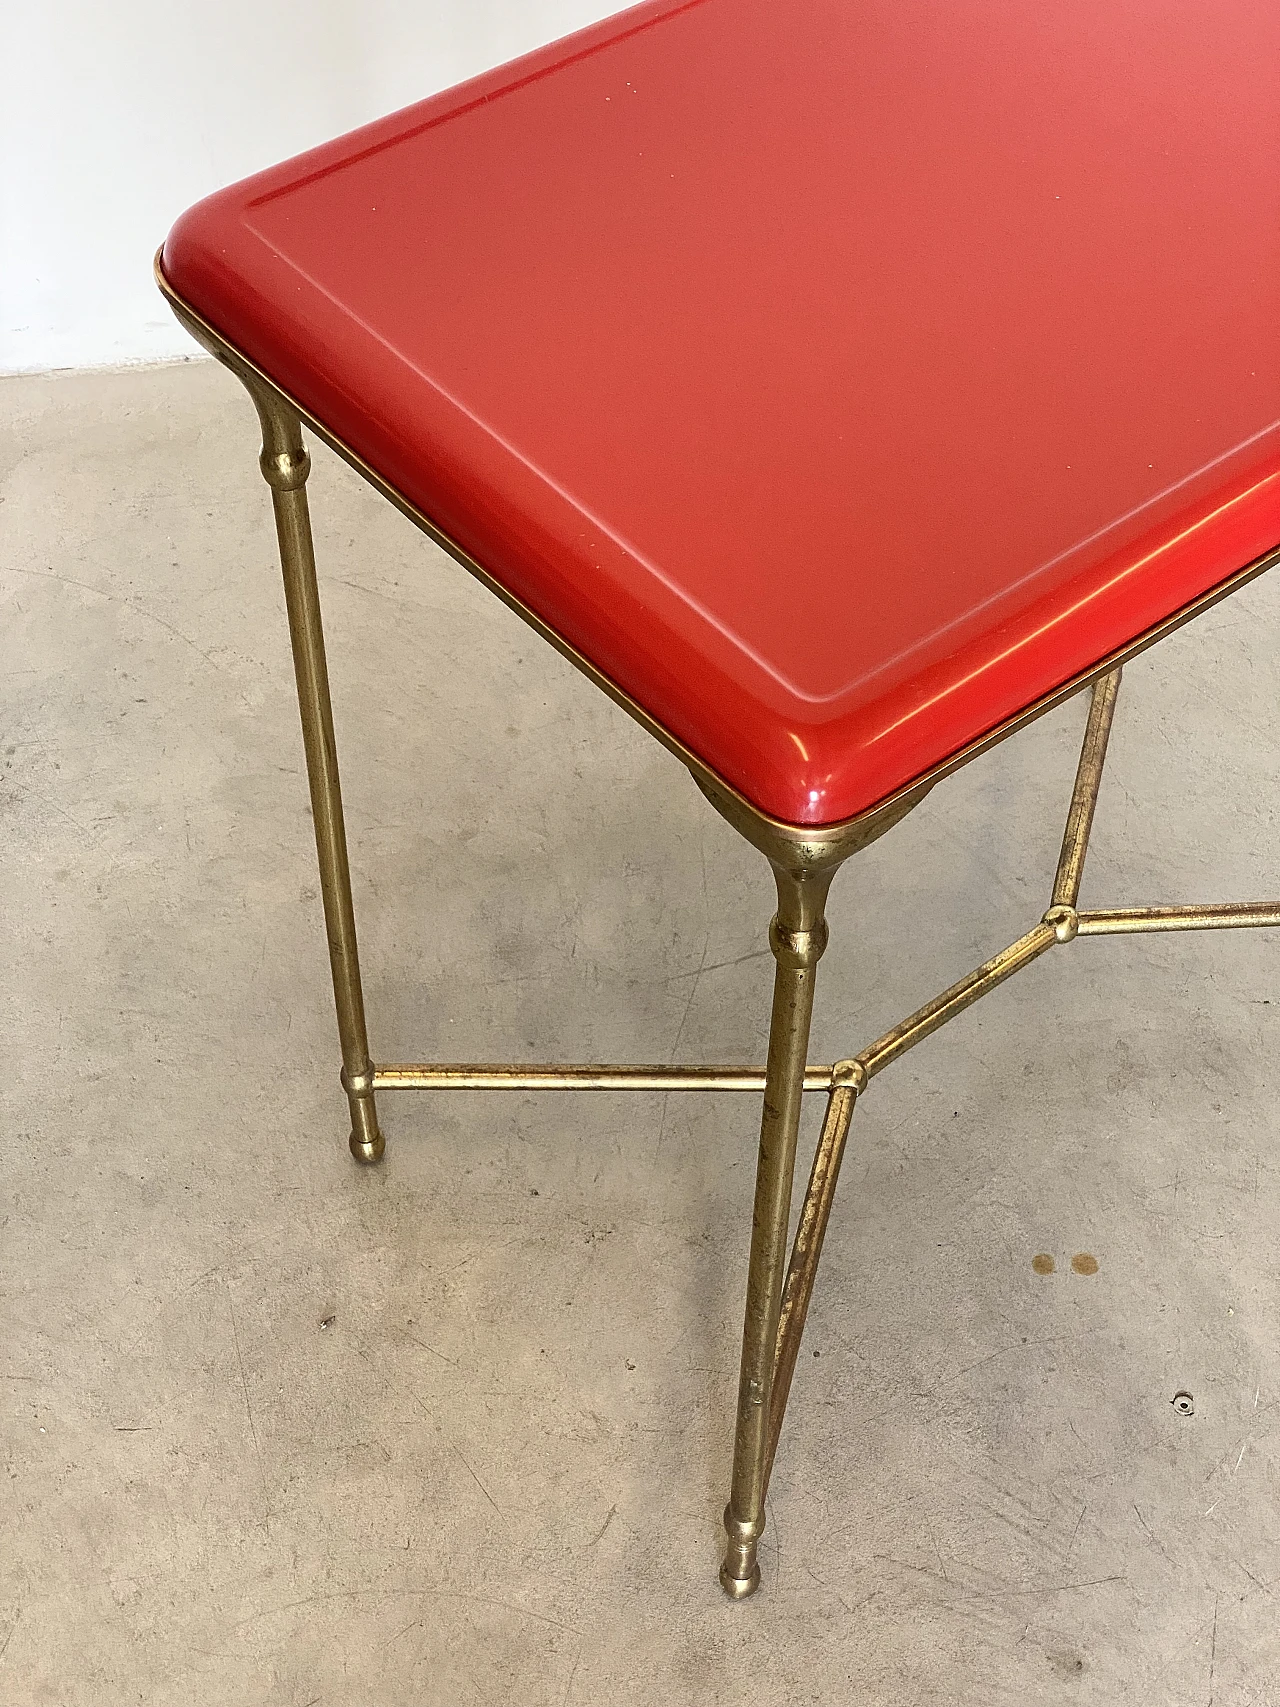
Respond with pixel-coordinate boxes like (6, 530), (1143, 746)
(720, 861), (835, 1597)
(249, 379), (384, 1164)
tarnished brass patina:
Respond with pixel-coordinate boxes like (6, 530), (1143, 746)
(158, 254), (1280, 1601)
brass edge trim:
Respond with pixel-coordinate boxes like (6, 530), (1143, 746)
(155, 251), (1280, 860)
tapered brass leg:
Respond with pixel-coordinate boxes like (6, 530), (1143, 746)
(720, 860), (836, 1597)
(248, 381), (384, 1164)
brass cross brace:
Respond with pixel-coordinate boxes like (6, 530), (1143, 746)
(367, 668), (1280, 1494)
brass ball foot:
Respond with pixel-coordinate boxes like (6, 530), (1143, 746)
(718, 1560), (762, 1600)
(349, 1127), (385, 1164)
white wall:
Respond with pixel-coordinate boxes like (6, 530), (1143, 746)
(1, 0), (619, 374)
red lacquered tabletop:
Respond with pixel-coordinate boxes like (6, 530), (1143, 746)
(163, 0), (1280, 828)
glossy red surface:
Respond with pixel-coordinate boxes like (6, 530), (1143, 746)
(163, 0), (1280, 826)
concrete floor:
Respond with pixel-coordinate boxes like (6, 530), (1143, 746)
(4, 361), (1280, 1705)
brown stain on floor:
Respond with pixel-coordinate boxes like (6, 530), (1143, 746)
(1032, 1252), (1100, 1276)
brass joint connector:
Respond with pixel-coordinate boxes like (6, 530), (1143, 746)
(830, 1058), (868, 1093)
(1042, 904), (1079, 944)
(259, 447), (311, 492)
(341, 1063), (377, 1099)
(769, 915), (829, 969)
